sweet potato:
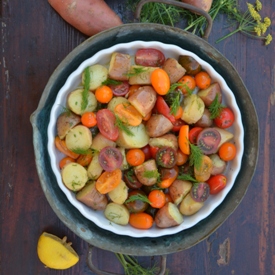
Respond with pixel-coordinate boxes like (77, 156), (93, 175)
(48, 0), (123, 36)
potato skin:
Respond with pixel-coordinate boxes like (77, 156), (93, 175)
(146, 114), (173, 137)
(169, 180), (192, 205)
(179, 193), (204, 216)
(149, 134), (178, 151)
(134, 159), (158, 186)
(108, 52), (131, 81)
(57, 112), (81, 139)
(76, 181), (107, 210)
(48, 0), (123, 36)
(162, 58), (186, 84)
(155, 202), (184, 228)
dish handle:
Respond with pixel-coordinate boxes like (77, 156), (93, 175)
(134, 0), (213, 40)
(87, 245), (167, 275)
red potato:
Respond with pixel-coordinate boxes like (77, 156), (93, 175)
(155, 202), (184, 228)
(145, 114), (173, 137)
(169, 180), (192, 205)
(48, 0), (123, 36)
(181, 0), (213, 12)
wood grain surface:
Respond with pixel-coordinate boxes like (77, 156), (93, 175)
(1, 0), (275, 274)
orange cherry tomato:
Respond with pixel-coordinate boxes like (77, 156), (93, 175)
(128, 85), (140, 97)
(114, 102), (142, 126)
(165, 193), (173, 203)
(148, 190), (166, 208)
(150, 68), (170, 95)
(195, 71), (211, 89)
(95, 85), (113, 103)
(158, 166), (179, 189)
(219, 142), (237, 161)
(76, 150), (93, 167)
(189, 127), (203, 144)
(129, 213), (154, 229)
(173, 106), (183, 120)
(81, 112), (97, 128)
(176, 149), (188, 166)
(178, 75), (196, 95)
(95, 169), (122, 194)
(126, 149), (145, 166)
(178, 125), (190, 155)
(54, 136), (79, 159)
(59, 156), (75, 169)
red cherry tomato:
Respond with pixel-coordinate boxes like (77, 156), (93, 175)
(156, 96), (176, 124)
(109, 81), (129, 96)
(135, 48), (165, 67)
(98, 146), (123, 172)
(189, 127), (203, 144)
(149, 146), (159, 159)
(172, 119), (185, 132)
(96, 109), (119, 141)
(207, 174), (227, 194)
(140, 145), (152, 161)
(214, 107), (235, 129)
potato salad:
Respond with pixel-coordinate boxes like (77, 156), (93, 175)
(54, 48), (237, 230)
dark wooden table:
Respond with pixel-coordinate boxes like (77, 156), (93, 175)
(1, 0), (274, 274)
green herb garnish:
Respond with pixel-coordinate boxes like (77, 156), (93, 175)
(143, 170), (160, 182)
(169, 91), (181, 115)
(102, 79), (122, 86)
(177, 174), (198, 183)
(71, 148), (91, 155)
(81, 67), (90, 111)
(189, 143), (203, 170)
(126, 66), (149, 77)
(125, 194), (151, 204)
(115, 115), (134, 136)
(209, 95), (224, 119)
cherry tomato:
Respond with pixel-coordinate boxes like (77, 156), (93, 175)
(140, 145), (152, 161)
(195, 71), (211, 89)
(156, 147), (177, 168)
(156, 96), (176, 123)
(151, 68), (170, 95)
(96, 109), (119, 141)
(98, 146), (123, 172)
(125, 190), (149, 213)
(190, 182), (210, 202)
(76, 149), (93, 167)
(129, 212), (154, 229)
(81, 112), (97, 128)
(148, 189), (166, 208)
(95, 85), (113, 103)
(219, 142), (237, 161)
(109, 81), (130, 96)
(96, 169), (122, 194)
(194, 155), (213, 182)
(189, 127), (203, 144)
(59, 156), (75, 169)
(172, 119), (185, 132)
(114, 102), (142, 126)
(196, 128), (221, 154)
(124, 169), (143, 189)
(135, 48), (165, 67)
(158, 166), (179, 188)
(128, 85), (140, 97)
(165, 193), (173, 203)
(173, 106), (183, 120)
(214, 107), (235, 129)
(176, 149), (188, 166)
(178, 125), (190, 155)
(54, 136), (79, 159)
(207, 174), (227, 194)
(126, 149), (145, 166)
(178, 75), (196, 95)
(149, 146), (159, 159)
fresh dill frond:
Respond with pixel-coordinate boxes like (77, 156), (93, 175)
(115, 115), (134, 136)
(126, 66), (149, 77)
(71, 148), (91, 155)
(102, 79), (122, 86)
(189, 143), (203, 170)
(143, 170), (160, 181)
(177, 173), (198, 183)
(169, 91), (181, 115)
(59, 105), (71, 116)
(125, 194), (151, 204)
(209, 95), (224, 119)
(81, 67), (90, 111)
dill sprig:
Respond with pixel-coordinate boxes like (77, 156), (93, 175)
(189, 143), (203, 170)
(81, 67), (90, 110)
(216, 0), (272, 45)
(125, 193), (151, 204)
(143, 170), (160, 181)
(169, 91), (181, 115)
(209, 95), (224, 119)
(115, 253), (162, 275)
(71, 148), (91, 155)
(126, 66), (149, 77)
(102, 79), (122, 86)
(115, 115), (134, 136)
(177, 173), (198, 183)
